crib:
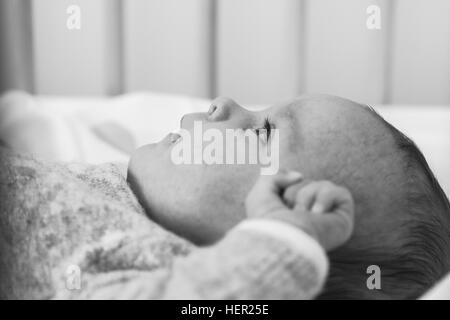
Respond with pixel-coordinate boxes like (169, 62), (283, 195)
(0, 0), (449, 299)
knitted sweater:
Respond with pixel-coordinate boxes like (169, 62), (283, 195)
(0, 148), (328, 299)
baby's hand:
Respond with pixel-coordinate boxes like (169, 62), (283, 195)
(245, 170), (354, 251)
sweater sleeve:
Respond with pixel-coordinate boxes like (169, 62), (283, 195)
(55, 219), (328, 300)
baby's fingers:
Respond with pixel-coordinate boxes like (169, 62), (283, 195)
(294, 181), (355, 250)
(294, 181), (351, 212)
(250, 170), (303, 198)
(312, 182), (353, 214)
(246, 170), (303, 217)
(307, 204), (354, 250)
(294, 181), (324, 212)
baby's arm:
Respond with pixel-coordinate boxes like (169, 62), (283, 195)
(55, 222), (327, 299)
(55, 171), (354, 300)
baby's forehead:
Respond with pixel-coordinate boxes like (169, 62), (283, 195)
(268, 96), (368, 130)
(269, 95), (354, 119)
(268, 95), (395, 142)
(276, 97), (397, 154)
(267, 99), (309, 130)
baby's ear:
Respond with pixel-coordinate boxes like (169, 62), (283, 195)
(282, 179), (312, 208)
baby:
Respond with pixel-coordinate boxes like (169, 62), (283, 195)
(128, 94), (450, 299)
(0, 147), (352, 300)
(0, 93), (449, 299)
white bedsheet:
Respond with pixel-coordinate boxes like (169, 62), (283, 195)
(0, 91), (449, 197)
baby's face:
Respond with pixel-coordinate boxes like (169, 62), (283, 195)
(128, 94), (398, 244)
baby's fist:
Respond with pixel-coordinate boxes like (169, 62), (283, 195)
(246, 171), (354, 251)
(286, 180), (354, 251)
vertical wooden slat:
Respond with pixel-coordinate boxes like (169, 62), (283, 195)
(304, 0), (389, 104)
(391, 0), (450, 105)
(209, 0), (218, 98)
(0, 0), (34, 93)
(123, 0), (212, 98)
(216, 0), (304, 105)
(106, 0), (124, 95)
(381, 0), (396, 104)
(32, 0), (121, 95)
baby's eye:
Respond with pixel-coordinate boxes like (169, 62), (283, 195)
(254, 117), (273, 143)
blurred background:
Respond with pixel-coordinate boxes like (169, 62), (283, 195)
(1, 0), (450, 105)
(0, 0), (449, 195)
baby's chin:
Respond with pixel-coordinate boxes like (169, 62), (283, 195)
(127, 144), (154, 181)
(128, 142), (158, 166)
(127, 140), (173, 190)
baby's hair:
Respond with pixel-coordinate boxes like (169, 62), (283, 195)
(318, 107), (450, 299)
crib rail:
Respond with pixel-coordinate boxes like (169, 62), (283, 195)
(1, 0), (449, 105)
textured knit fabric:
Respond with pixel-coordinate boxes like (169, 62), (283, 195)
(0, 148), (327, 300)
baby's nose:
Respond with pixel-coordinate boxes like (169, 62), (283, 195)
(208, 97), (244, 121)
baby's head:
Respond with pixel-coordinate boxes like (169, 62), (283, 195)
(128, 94), (450, 299)
(319, 104), (450, 299)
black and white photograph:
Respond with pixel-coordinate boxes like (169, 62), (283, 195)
(0, 0), (450, 304)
